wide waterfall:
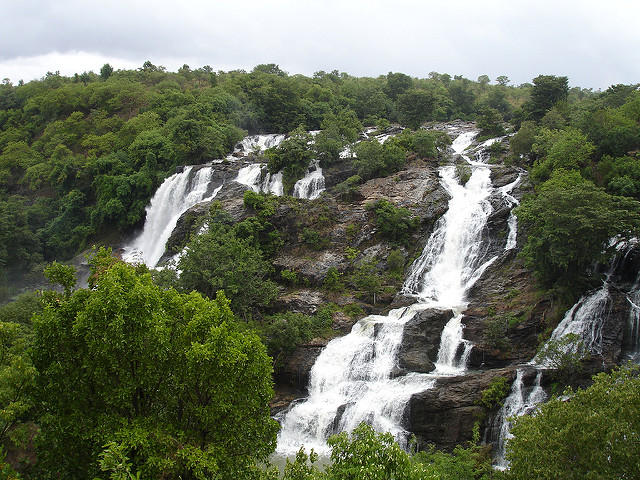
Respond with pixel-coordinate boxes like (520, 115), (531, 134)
(123, 166), (221, 267)
(276, 130), (505, 456)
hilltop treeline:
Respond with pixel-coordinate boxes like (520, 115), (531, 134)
(0, 62), (598, 291)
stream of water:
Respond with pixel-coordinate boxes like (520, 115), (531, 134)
(276, 130), (505, 456)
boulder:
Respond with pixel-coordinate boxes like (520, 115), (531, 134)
(407, 368), (517, 451)
(397, 308), (455, 373)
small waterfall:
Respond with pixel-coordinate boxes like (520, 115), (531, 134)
(293, 160), (325, 200)
(500, 175), (522, 250)
(276, 129), (509, 456)
(492, 370), (546, 470)
(235, 164), (283, 195)
(123, 166), (221, 267)
(624, 275), (640, 363)
(231, 133), (286, 157)
(547, 286), (611, 356)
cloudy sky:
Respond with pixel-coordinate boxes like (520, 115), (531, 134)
(1, 0), (639, 90)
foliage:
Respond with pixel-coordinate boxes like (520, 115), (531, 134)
(387, 249), (405, 277)
(300, 228), (329, 250)
(505, 366), (640, 480)
(32, 258), (278, 479)
(368, 199), (418, 245)
(531, 127), (595, 183)
(509, 121), (537, 157)
(353, 138), (407, 180)
(477, 107), (505, 136)
(515, 170), (640, 287)
(274, 423), (495, 480)
(350, 259), (383, 304)
(325, 424), (411, 479)
(323, 267), (344, 292)
(525, 75), (569, 120)
(478, 376), (510, 410)
(260, 311), (332, 370)
(265, 126), (314, 191)
(333, 175), (362, 202)
(177, 221), (279, 319)
(535, 333), (587, 384)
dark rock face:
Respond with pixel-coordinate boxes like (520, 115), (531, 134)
(463, 251), (549, 369)
(406, 368), (517, 451)
(397, 308), (455, 374)
(274, 338), (327, 391)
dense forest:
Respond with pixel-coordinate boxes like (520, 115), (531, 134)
(0, 62), (639, 479)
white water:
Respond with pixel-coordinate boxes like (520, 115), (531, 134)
(626, 281), (640, 363)
(293, 160), (325, 200)
(231, 133), (286, 157)
(123, 167), (221, 267)
(548, 286), (611, 356)
(500, 175), (522, 250)
(493, 370), (546, 469)
(276, 130), (505, 456)
(235, 163), (284, 195)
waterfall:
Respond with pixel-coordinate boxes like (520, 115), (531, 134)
(123, 166), (221, 267)
(276, 130), (507, 456)
(235, 164), (283, 195)
(500, 175), (522, 250)
(231, 133), (286, 157)
(293, 160), (325, 200)
(546, 286), (611, 357)
(492, 370), (547, 470)
(624, 274), (640, 363)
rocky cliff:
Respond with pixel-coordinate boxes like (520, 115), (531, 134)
(157, 123), (639, 455)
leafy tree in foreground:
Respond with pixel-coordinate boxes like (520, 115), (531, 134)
(515, 170), (640, 288)
(505, 366), (640, 480)
(32, 252), (278, 479)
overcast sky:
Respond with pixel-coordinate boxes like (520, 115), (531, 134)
(1, 0), (639, 90)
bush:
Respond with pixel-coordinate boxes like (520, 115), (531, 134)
(368, 199), (418, 245)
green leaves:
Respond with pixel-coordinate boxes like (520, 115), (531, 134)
(32, 259), (278, 479)
(516, 170), (640, 288)
(506, 366), (640, 480)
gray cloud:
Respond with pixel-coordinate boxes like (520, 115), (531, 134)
(1, 0), (639, 89)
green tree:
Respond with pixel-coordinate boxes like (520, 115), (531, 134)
(396, 89), (436, 129)
(515, 170), (640, 287)
(32, 256), (278, 479)
(526, 75), (569, 120)
(476, 107), (505, 136)
(265, 126), (314, 192)
(100, 63), (114, 81)
(177, 222), (279, 319)
(353, 139), (406, 180)
(505, 366), (640, 480)
(369, 199), (418, 246)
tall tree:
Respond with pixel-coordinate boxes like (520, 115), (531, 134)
(527, 75), (569, 120)
(32, 253), (278, 479)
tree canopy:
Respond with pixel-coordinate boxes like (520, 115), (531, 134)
(32, 251), (278, 479)
(505, 366), (640, 480)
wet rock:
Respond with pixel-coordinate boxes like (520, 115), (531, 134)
(397, 308), (455, 373)
(275, 338), (327, 391)
(276, 289), (326, 315)
(407, 368), (517, 451)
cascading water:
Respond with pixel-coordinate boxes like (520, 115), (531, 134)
(276, 130), (506, 456)
(500, 175), (522, 250)
(491, 370), (546, 470)
(235, 164), (284, 195)
(231, 133), (286, 157)
(123, 166), (222, 267)
(625, 278), (640, 363)
(293, 160), (325, 200)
